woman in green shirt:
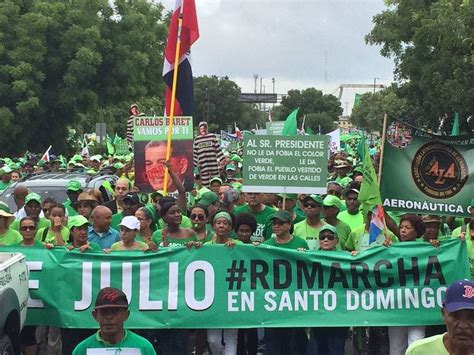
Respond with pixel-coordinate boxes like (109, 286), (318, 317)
(67, 215), (102, 252)
(152, 202), (198, 247)
(17, 217), (46, 248)
(135, 206), (158, 251)
(191, 204), (214, 243)
(207, 210), (239, 355)
(0, 202), (22, 246)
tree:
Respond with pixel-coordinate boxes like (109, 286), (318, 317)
(193, 75), (265, 131)
(366, 0), (473, 133)
(273, 87), (342, 133)
(350, 85), (415, 132)
(0, 0), (167, 155)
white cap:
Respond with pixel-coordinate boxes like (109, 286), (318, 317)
(119, 216), (140, 230)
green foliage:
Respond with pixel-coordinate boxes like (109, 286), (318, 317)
(366, 0), (474, 133)
(193, 75), (266, 131)
(274, 87), (342, 133)
(0, 0), (167, 155)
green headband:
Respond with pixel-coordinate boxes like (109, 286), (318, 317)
(213, 211), (232, 225)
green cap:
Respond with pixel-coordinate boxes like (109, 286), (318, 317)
(209, 176), (222, 185)
(277, 193), (298, 200)
(198, 191), (219, 207)
(319, 224), (338, 235)
(67, 180), (82, 192)
(230, 155), (242, 163)
(2, 165), (12, 173)
(323, 195), (342, 210)
(230, 182), (243, 191)
(470, 199), (474, 208)
(68, 215), (89, 230)
(71, 154), (83, 162)
(225, 164), (236, 171)
(25, 192), (42, 205)
(304, 194), (323, 206)
(0, 202), (13, 217)
(114, 162), (125, 170)
(270, 210), (292, 223)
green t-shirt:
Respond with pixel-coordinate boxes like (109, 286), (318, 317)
(157, 215), (192, 229)
(0, 229), (22, 246)
(234, 204), (277, 243)
(72, 330), (156, 355)
(195, 224), (214, 243)
(63, 199), (78, 217)
(344, 225), (398, 251)
(111, 212), (124, 231)
(262, 211), (302, 241)
(451, 223), (474, 279)
(67, 242), (102, 252)
(205, 238), (243, 245)
(37, 226), (70, 245)
(405, 333), (448, 355)
(151, 229), (197, 247)
(323, 219), (352, 247)
(336, 210), (364, 231)
(14, 240), (45, 248)
(10, 218), (51, 240)
(110, 240), (148, 251)
(293, 220), (328, 250)
(263, 236), (309, 250)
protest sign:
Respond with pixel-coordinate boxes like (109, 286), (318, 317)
(243, 135), (328, 193)
(133, 116), (193, 193)
(114, 138), (129, 155)
(3, 240), (468, 328)
(381, 121), (474, 216)
(266, 121), (285, 135)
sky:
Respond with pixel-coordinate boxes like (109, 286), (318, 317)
(158, 0), (396, 115)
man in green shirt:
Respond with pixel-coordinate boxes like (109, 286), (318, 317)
(337, 186), (364, 231)
(0, 167), (12, 192)
(263, 210), (308, 250)
(406, 280), (474, 355)
(322, 195), (351, 247)
(451, 200), (474, 279)
(73, 287), (156, 354)
(234, 193), (275, 243)
(10, 193), (51, 239)
(293, 195), (327, 250)
(63, 180), (83, 217)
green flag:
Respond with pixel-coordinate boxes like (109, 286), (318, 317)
(282, 108), (299, 136)
(358, 142), (382, 216)
(356, 134), (366, 161)
(451, 112), (459, 136)
(354, 93), (362, 108)
(106, 135), (115, 155)
(306, 126), (315, 135)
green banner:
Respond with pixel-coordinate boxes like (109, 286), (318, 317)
(2, 240), (468, 328)
(133, 116), (194, 193)
(381, 121), (474, 217)
(242, 135), (328, 194)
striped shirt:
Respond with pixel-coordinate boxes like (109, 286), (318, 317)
(193, 133), (224, 186)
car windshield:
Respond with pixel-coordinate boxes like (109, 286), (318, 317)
(0, 187), (69, 213)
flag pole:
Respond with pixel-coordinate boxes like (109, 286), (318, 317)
(163, 4), (185, 195)
(377, 113), (387, 186)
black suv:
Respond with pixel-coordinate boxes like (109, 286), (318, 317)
(0, 172), (118, 212)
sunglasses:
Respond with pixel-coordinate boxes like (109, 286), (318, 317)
(20, 226), (36, 232)
(42, 208), (50, 213)
(319, 234), (336, 241)
(190, 214), (205, 221)
(271, 220), (287, 226)
(304, 203), (320, 208)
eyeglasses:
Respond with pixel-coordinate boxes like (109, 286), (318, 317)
(20, 226), (36, 232)
(42, 208), (50, 213)
(319, 234), (336, 241)
(271, 220), (287, 226)
(304, 203), (319, 209)
(190, 214), (205, 221)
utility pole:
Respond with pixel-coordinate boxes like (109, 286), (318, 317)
(373, 77), (379, 94)
(253, 74), (258, 94)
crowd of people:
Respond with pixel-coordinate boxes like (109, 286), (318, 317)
(0, 123), (473, 355)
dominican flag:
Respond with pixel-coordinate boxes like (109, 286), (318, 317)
(234, 123), (242, 140)
(369, 205), (385, 244)
(163, 0), (199, 116)
(40, 145), (52, 162)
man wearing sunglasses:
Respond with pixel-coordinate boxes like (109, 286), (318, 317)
(293, 194), (328, 250)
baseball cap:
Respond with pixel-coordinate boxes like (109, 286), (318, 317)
(68, 215), (89, 230)
(443, 280), (474, 313)
(114, 162), (125, 170)
(123, 193), (140, 205)
(303, 194), (323, 206)
(198, 121), (208, 128)
(25, 192), (42, 205)
(270, 210), (292, 223)
(199, 191), (219, 207)
(230, 182), (243, 191)
(0, 202), (13, 218)
(323, 195), (342, 210)
(422, 215), (442, 224)
(277, 193), (298, 200)
(209, 176), (223, 185)
(67, 180), (82, 192)
(94, 287), (129, 309)
(344, 188), (360, 196)
(119, 216), (140, 230)
(225, 164), (236, 171)
(319, 224), (338, 235)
